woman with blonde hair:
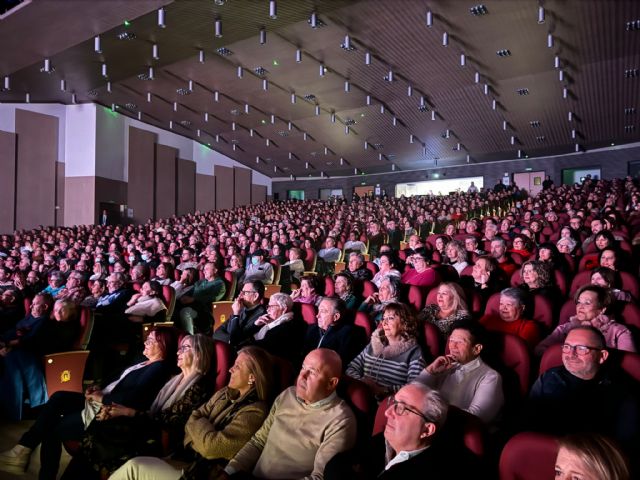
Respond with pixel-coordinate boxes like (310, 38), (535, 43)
(555, 433), (630, 480)
(418, 282), (470, 336)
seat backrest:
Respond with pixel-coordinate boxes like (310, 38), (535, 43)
(539, 343), (563, 375)
(162, 285), (176, 320)
(74, 307), (94, 350)
(406, 285), (426, 312)
(211, 301), (234, 331)
(423, 321), (443, 359)
(213, 340), (235, 391)
(498, 432), (558, 480)
(619, 271), (640, 300)
(569, 270), (592, 296)
(361, 280), (377, 299)
(354, 311), (375, 340)
(44, 350), (90, 397)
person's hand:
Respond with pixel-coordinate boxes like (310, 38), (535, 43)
(231, 297), (243, 315)
(426, 355), (458, 375)
(254, 314), (272, 327)
(365, 292), (379, 305)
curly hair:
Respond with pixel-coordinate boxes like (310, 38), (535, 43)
(379, 302), (420, 345)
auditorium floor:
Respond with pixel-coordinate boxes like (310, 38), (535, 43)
(0, 419), (71, 479)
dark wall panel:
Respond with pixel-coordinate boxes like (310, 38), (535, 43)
(251, 184), (267, 204)
(0, 131), (16, 234)
(56, 162), (65, 227)
(177, 159), (196, 216)
(215, 165), (234, 211)
(196, 174), (215, 212)
(155, 144), (177, 219)
(127, 126), (156, 223)
(234, 167), (251, 207)
(15, 109), (57, 230)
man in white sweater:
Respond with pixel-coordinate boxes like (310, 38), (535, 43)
(222, 348), (357, 480)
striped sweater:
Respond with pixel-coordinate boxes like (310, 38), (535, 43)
(346, 330), (425, 392)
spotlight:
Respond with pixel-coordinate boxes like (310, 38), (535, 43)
(158, 8), (166, 28)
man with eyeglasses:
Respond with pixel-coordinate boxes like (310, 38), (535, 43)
(212, 281), (266, 346)
(523, 326), (639, 455)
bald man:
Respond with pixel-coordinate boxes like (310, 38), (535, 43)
(223, 349), (357, 479)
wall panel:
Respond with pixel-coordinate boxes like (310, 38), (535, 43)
(215, 165), (234, 211)
(0, 131), (16, 234)
(251, 184), (267, 204)
(127, 126), (156, 223)
(177, 159), (196, 216)
(155, 144), (177, 219)
(196, 174), (215, 212)
(15, 109), (57, 230)
(234, 167), (251, 207)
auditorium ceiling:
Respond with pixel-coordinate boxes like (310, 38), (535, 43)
(1, 0), (639, 178)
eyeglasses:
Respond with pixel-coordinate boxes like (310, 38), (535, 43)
(387, 396), (432, 423)
(562, 344), (601, 356)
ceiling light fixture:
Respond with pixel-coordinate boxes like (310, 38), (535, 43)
(269, 0), (277, 19)
(259, 27), (266, 44)
(94, 36), (101, 53)
(158, 8), (166, 28)
(152, 43), (159, 60)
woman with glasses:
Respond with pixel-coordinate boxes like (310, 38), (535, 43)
(67, 334), (215, 479)
(0, 327), (178, 478)
(535, 285), (635, 356)
(346, 303), (425, 399)
(109, 346), (275, 480)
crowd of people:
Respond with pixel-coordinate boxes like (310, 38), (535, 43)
(0, 175), (639, 479)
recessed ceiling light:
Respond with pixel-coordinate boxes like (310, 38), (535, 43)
(117, 31), (136, 41)
(216, 47), (233, 56)
(469, 4), (488, 16)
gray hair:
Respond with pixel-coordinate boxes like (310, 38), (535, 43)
(500, 287), (527, 307)
(409, 382), (449, 431)
(270, 292), (293, 312)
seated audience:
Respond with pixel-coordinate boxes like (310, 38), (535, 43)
(178, 262), (226, 334)
(222, 348), (356, 479)
(417, 320), (503, 424)
(333, 272), (359, 310)
(555, 433), (631, 480)
(525, 327), (639, 459)
(0, 327), (178, 478)
(535, 285), (635, 355)
(70, 335), (215, 479)
(418, 282), (471, 336)
(479, 288), (541, 349)
(346, 303), (425, 398)
(304, 297), (366, 367)
(213, 281), (266, 345)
